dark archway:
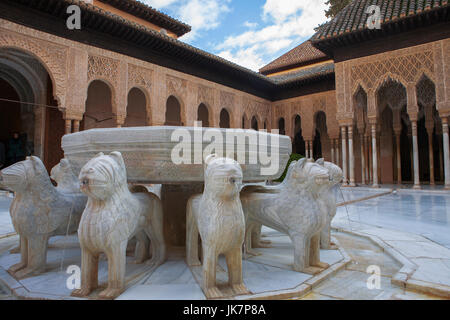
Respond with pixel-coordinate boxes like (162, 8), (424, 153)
(278, 118), (285, 135)
(293, 115), (305, 156)
(197, 103), (209, 127)
(124, 87), (147, 127)
(83, 80), (115, 130)
(313, 111), (328, 159)
(165, 95), (182, 126)
(219, 108), (230, 128)
(251, 116), (258, 130)
(0, 48), (63, 171)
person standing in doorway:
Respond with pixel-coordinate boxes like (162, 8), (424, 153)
(6, 132), (25, 166)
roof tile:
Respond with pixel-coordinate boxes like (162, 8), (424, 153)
(259, 41), (329, 75)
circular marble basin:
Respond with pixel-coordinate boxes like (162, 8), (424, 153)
(62, 126), (292, 183)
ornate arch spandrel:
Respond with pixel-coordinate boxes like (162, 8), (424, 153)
(166, 75), (187, 125)
(128, 64), (153, 125)
(0, 31), (67, 108)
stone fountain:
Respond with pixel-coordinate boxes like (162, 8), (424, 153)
(0, 126), (348, 300)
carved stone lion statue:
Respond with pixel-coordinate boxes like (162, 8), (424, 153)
(51, 158), (81, 194)
(186, 154), (248, 299)
(0, 156), (86, 279)
(71, 152), (166, 300)
(315, 159), (343, 250)
(240, 158), (330, 274)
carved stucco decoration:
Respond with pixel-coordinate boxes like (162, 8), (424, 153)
(127, 63), (152, 92)
(377, 80), (407, 111)
(88, 54), (119, 87)
(351, 51), (434, 92)
(198, 84), (214, 107)
(416, 76), (436, 108)
(0, 31), (67, 107)
(243, 98), (270, 126)
(220, 91), (235, 111)
(166, 75), (187, 100)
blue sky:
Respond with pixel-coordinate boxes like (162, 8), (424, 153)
(141, 0), (329, 71)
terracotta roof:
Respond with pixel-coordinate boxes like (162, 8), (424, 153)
(98, 0), (191, 37)
(312, 0), (450, 43)
(259, 41), (329, 75)
(270, 62), (335, 85)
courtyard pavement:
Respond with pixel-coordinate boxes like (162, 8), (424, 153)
(0, 187), (449, 299)
(0, 192), (14, 238)
(335, 187), (450, 297)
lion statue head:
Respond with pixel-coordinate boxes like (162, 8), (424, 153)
(285, 158), (330, 192)
(204, 154), (243, 200)
(315, 159), (343, 187)
(51, 158), (80, 193)
(79, 151), (128, 201)
(0, 156), (49, 193)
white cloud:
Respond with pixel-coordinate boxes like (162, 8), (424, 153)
(141, 0), (178, 9)
(179, 0), (230, 41)
(243, 21), (258, 29)
(217, 45), (265, 72)
(142, 0), (230, 41)
(214, 0), (328, 71)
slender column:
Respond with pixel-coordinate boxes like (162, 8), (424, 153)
(335, 139), (340, 167)
(442, 117), (450, 189)
(73, 120), (80, 133)
(310, 140), (314, 159)
(395, 131), (402, 184)
(439, 137), (444, 183)
(365, 136), (370, 184)
(348, 126), (356, 186)
(366, 135), (371, 183)
(341, 126), (348, 185)
(64, 119), (72, 135)
(371, 123), (379, 187)
(306, 141), (310, 158)
(331, 139), (335, 163)
(426, 127), (435, 185)
(411, 121), (421, 189)
(360, 133), (366, 185)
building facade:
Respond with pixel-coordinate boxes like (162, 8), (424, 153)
(0, 0), (449, 189)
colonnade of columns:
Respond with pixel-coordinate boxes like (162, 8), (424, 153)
(64, 115), (82, 135)
(337, 115), (450, 189)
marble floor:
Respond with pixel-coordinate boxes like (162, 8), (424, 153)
(337, 188), (450, 249)
(0, 194), (14, 237)
(0, 187), (449, 300)
(299, 232), (441, 300)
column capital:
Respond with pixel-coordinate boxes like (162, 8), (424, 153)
(368, 116), (377, 125)
(408, 111), (419, 122)
(347, 125), (354, 136)
(115, 114), (126, 127)
(62, 109), (84, 121)
(441, 116), (449, 126)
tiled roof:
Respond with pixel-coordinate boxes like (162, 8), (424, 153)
(98, 0), (191, 36)
(312, 0), (450, 42)
(259, 41), (329, 75)
(270, 62), (335, 85)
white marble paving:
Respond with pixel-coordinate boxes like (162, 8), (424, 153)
(0, 196), (14, 236)
(336, 190), (450, 249)
(335, 189), (450, 292)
